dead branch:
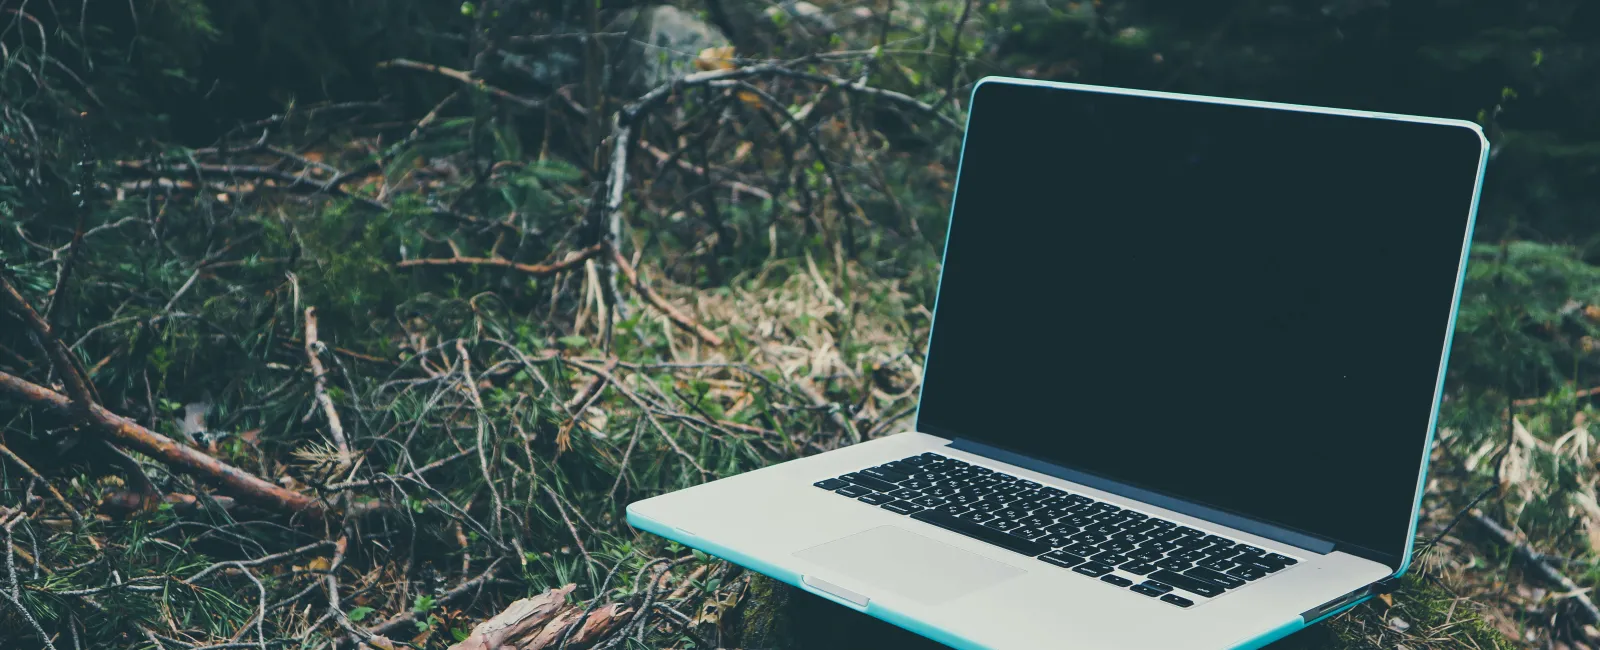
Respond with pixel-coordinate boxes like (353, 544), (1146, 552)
(397, 243), (606, 276)
(1514, 385), (1600, 408)
(525, 603), (629, 649)
(448, 583), (574, 650)
(0, 369), (329, 519)
(1, 272), (164, 508)
(610, 249), (722, 347)
(617, 61), (962, 130)
(0, 272), (97, 411)
(304, 307), (351, 457)
(378, 58), (543, 110)
(1470, 509), (1600, 628)
(0, 443), (83, 529)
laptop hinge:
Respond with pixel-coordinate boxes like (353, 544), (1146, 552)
(947, 438), (1337, 555)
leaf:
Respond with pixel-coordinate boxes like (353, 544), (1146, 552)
(348, 606), (376, 622)
(558, 335), (588, 348)
(695, 46), (736, 72)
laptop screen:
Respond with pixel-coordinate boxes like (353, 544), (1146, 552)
(916, 80), (1486, 566)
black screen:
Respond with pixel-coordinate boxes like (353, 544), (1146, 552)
(916, 80), (1486, 565)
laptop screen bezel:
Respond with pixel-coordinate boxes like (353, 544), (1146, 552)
(913, 77), (1490, 573)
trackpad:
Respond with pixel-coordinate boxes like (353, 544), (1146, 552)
(793, 526), (1026, 606)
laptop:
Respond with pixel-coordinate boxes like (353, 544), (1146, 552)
(627, 77), (1489, 649)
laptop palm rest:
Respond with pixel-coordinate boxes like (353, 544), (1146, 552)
(793, 525), (1026, 606)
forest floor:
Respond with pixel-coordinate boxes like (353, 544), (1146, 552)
(4, 3), (1599, 648)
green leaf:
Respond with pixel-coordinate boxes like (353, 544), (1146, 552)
(558, 335), (588, 348)
(348, 606), (375, 622)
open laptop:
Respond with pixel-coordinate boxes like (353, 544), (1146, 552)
(627, 77), (1489, 649)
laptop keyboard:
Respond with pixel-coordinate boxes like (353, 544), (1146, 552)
(813, 452), (1299, 608)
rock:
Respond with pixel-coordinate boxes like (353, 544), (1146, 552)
(609, 6), (732, 96)
(764, 1), (838, 34)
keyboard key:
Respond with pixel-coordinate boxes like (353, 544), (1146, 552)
(958, 510), (998, 524)
(883, 488), (922, 500)
(1098, 539), (1138, 555)
(1139, 580), (1173, 594)
(1044, 521), (1081, 535)
(974, 500), (1010, 513)
(1130, 584), (1166, 597)
(881, 500), (925, 515)
(1040, 551), (1087, 568)
(840, 473), (899, 492)
(1184, 567), (1245, 589)
(1161, 594), (1194, 608)
(1072, 562), (1114, 577)
(1156, 557), (1193, 571)
(1199, 558), (1238, 572)
(934, 503), (974, 517)
(1019, 516), (1056, 529)
(1090, 552), (1130, 567)
(814, 478), (848, 490)
(1227, 564), (1266, 581)
(910, 510), (1051, 556)
(1241, 559), (1284, 574)
(1127, 550), (1164, 566)
(905, 453), (942, 466)
(1148, 570), (1225, 598)
(858, 493), (895, 505)
(1100, 574), (1134, 587)
(1121, 561), (1159, 575)
(1140, 539), (1179, 554)
(1011, 526), (1049, 540)
(984, 517), (1023, 530)
(862, 467), (911, 483)
(1061, 542), (1100, 557)
(1040, 486), (1066, 497)
(1263, 553), (1298, 566)
(911, 495), (948, 508)
(1060, 514), (1097, 528)
(1234, 544), (1264, 557)
(836, 484), (873, 498)
(1038, 534), (1075, 548)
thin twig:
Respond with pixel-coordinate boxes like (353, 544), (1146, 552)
(610, 249), (722, 347)
(1471, 510), (1600, 627)
(304, 307), (351, 457)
